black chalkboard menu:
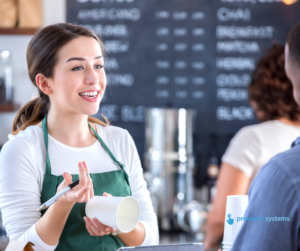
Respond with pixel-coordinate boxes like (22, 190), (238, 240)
(66, 0), (300, 185)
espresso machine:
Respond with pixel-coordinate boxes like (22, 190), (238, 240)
(143, 108), (207, 234)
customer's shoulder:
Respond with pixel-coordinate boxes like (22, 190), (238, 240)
(257, 144), (300, 182)
(249, 145), (300, 215)
(272, 141), (300, 166)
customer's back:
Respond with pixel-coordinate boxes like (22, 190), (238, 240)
(232, 22), (300, 251)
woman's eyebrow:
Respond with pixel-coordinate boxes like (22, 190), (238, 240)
(65, 55), (103, 63)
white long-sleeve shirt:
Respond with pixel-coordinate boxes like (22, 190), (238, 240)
(0, 123), (159, 250)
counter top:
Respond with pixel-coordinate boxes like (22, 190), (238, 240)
(0, 232), (218, 250)
(159, 231), (218, 251)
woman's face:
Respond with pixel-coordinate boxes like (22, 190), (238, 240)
(48, 36), (106, 115)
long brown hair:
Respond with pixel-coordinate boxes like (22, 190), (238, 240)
(12, 23), (109, 135)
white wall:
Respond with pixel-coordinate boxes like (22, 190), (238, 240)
(43, 0), (66, 27)
(0, 0), (66, 146)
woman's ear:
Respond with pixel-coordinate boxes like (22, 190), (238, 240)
(36, 73), (53, 95)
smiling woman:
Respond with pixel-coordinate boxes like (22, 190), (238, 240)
(0, 23), (158, 251)
(12, 23), (108, 136)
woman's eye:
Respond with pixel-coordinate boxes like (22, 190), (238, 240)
(95, 64), (104, 69)
(72, 66), (83, 71)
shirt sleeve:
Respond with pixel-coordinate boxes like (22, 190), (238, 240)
(231, 159), (300, 251)
(0, 137), (57, 251)
(222, 126), (261, 179)
(123, 130), (159, 246)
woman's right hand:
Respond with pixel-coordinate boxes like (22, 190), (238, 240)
(56, 161), (94, 204)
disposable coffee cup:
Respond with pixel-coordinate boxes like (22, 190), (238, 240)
(222, 195), (248, 248)
(85, 196), (140, 233)
(222, 243), (232, 251)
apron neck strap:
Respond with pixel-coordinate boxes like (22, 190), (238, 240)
(88, 122), (126, 171)
(88, 122), (130, 186)
(42, 115), (52, 174)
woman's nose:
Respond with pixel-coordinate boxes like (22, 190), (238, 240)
(84, 66), (100, 85)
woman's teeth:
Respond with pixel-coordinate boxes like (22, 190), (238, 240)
(79, 91), (98, 97)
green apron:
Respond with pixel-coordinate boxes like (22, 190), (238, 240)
(40, 115), (132, 251)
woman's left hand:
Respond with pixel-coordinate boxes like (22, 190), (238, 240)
(84, 192), (119, 236)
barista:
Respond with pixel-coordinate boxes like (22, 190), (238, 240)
(0, 23), (158, 251)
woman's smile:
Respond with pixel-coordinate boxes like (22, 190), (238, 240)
(78, 89), (100, 102)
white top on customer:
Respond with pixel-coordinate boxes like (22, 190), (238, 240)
(222, 120), (300, 180)
(0, 123), (159, 251)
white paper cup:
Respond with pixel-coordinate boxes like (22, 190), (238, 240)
(222, 195), (248, 247)
(85, 196), (140, 233)
(222, 243), (232, 250)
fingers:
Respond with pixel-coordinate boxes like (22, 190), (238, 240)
(89, 175), (94, 198)
(84, 217), (100, 236)
(74, 185), (90, 202)
(64, 161), (93, 203)
(78, 162), (87, 190)
(56, 172), (73, 196)
(63, 172), (73, 185)
(82, 161), (90, 202)
(90, 218), (109, 234)
(85, 221), (96, 236)
(84, 217), (112, 236)
(103, 192), (112, 197)
(83, 161), (94, 199)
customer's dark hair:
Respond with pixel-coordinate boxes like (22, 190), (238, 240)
(248, 42), (300, 122)
(287, 22), (300, 66)
(12, 23), (109, 135)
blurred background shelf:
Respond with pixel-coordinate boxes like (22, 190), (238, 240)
(0, 103), (20, 112)
(0, 28), (38, 35)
